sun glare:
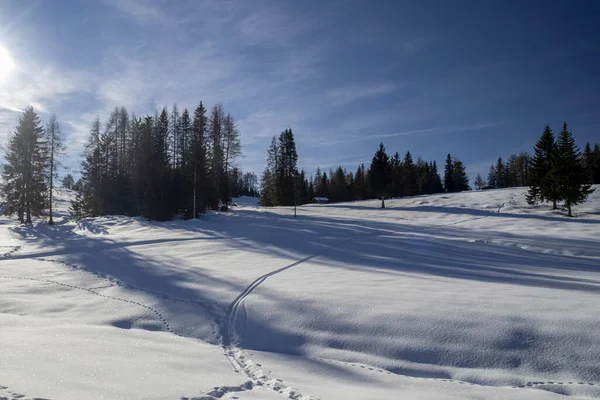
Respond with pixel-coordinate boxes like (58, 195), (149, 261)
(0, 45), (16, 83)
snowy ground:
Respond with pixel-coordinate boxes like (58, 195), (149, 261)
(1, 187), (600, 399)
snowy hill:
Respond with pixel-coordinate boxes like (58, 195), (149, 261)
(1, 187), (599, 399)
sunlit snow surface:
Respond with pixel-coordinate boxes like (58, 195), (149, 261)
(1, 187), (599, 399)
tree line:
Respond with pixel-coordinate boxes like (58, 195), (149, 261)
(1, 103), (255, 223)
(259, 132), (469, 208)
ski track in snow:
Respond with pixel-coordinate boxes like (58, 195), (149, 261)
(3, 191), (599, 399)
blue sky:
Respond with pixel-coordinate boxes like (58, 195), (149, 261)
(1, 0), (599, 181)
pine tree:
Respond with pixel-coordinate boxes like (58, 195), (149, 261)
(431, 161), (444, 193)
(190, 102), (209, 216)
(452, 159), (470, 191)
(553, 122), (594, 217)
(487, 164), (497, 188)
(526, 125), (560, 208)
(391, 152), (403, 197)
(208, 104), (225, 208)
(495, 157), (505, 188)
(69, 191), (85, 220)
(354, 164), (367, 200)
(1, 107), (48, 223)
(369, 143), (391, 208)
(179, 108), (192, 169)
(276, 128), (299, 206)
(403, 151), (417, 196)
(443, 154), (454, 193)
(582, 142), (594, 184)
(44, 114), (65, 224)
(474, 173), (486, 190)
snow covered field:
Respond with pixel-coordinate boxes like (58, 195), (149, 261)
(1, 187), (600, 399)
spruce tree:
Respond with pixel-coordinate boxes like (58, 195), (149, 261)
(495, 157), (505, 188)
(553, 122), (594, 217)
(526, 125), (560, 208)
(443, 154), (454, 193)
(1, 107), (47, 223)
(369, 143), (391, 208)
(582, 142), (594, 184)
(431, 161), (444, 193)
(487, 164), (497, 188)
(44, 114), (65, 224)
(403, 151), (417, 196)
(452, 159), (470, 191)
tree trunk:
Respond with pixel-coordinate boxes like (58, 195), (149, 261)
(567, 202), (572, 217)
(552, 199), (557, 210)
(381, 197), (385, 209)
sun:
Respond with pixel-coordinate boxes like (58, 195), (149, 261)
(0, 45), (16, 83)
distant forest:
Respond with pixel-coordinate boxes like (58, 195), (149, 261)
(1, 105), (599, 222)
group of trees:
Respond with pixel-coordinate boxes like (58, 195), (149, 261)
(1, 103), (247, 223)
(72, 103), (243, 220)
(526, 122), (595, 216)
(3, 107), (597, 221)
(260, 135), (469, 209)
(1, 108), (64, 223)
(473, 153), (533, 190)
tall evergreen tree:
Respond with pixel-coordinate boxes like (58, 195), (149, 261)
(582, 142), (594, 184)
(369, 143), (391, 208)
(354, 164), (367, 200)
(190, 102), (209, 216)
(553, 122), (594, 217)
(208, 104), (225, 208)
(431, 161), (444, 193)
(495, 157), (505, 188)
(1, 107), (47, 223)
(403, 151), (417, 196)
(487, 164), (497, 188)
(44, 114), (65, 224)
(276, 128), (299, 206)
(452, 159), (470, 192)
(526, 125), (560, 208)
(443, 154), (454, 193)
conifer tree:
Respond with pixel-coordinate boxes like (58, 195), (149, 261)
(487, 164), (497, 188)
(369, 143), (391, 208)
(452, 159), (470, 191)
(1, 107), (47, 223)
(495, 157), (505, 188)
(443, 154), (454, 193)
(526, 125), (560, 208)
(431, 161), (444, 193)
(553, 122), (594, 217)
(403, 151), (417, 196)
(582, 142), (594, 184)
